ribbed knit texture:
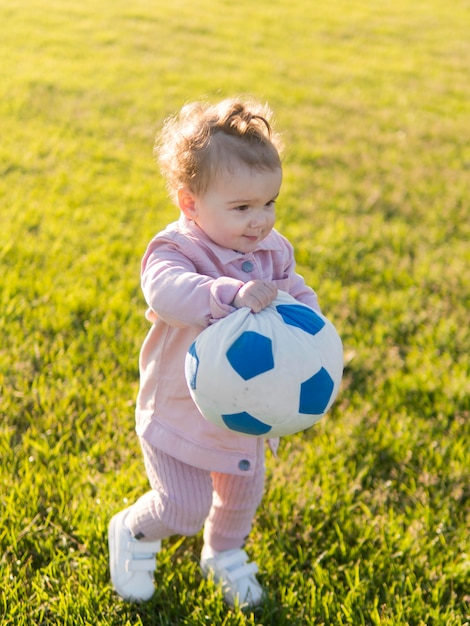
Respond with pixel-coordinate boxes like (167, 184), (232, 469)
(203, 466), (265, 551)
(124, 439), (265, 551)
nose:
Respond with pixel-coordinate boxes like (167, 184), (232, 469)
(249, 210), (267, 229)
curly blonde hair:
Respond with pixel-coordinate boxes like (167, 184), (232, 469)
(155, 97), (283, 204)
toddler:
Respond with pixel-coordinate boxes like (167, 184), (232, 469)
(108, 97), (320, 607)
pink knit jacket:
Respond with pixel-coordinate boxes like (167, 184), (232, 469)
(135, 215), (320, 476)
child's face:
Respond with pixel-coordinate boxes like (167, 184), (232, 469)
(179, 161), (282, 253)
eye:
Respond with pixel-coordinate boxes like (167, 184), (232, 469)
(235, 204), (250, 212)
(266, 199), (276, 208)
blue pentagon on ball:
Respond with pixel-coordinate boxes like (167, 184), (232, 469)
(276, 303), (326, 335)
(299, 367), (334, 414)
(221, 411), (272, 436)
(186, 342), (199, 390)
(226, 330), (274, 380)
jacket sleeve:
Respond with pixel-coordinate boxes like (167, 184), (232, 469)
(288, 271), (321, 312)
(141, 240), (244, 328)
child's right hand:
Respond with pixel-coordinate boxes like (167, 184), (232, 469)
(232, 280), (278, 313)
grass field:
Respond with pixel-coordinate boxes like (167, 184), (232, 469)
(1, 0), (469, 624)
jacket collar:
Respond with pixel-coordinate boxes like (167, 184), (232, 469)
(178, 215), (282, 265)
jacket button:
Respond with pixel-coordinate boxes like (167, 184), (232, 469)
(238, 459), (251, 471)
(241, 260), (254, 273)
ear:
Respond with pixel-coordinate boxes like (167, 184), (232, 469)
(178, 187), (197, 220)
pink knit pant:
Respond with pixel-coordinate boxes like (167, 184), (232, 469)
(125, 438), (265, 552)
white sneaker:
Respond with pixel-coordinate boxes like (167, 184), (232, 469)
(108, 508), (161, 602)
(200, 548), (264, 607)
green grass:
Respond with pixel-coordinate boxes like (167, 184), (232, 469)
(1, 0), (469, 623)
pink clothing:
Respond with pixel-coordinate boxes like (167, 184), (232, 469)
(125, 440), (265, 551)
(136, 215), (320, 476)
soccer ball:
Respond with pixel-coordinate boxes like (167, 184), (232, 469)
(185, 291), (343, 438)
